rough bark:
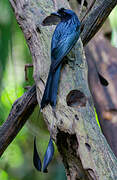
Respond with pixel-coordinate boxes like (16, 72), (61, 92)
(1, 0), (115, 158)
(0, 85), (37, 156)
(2, 0), (117, 179)
(81, 0), (117, 45)
(85, 31), (117, 157)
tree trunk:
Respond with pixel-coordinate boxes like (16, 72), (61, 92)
(85, 31), (117, 157)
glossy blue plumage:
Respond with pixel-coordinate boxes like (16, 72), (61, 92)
(42, 137), (54, 172)
(33, 137), (42, 171)
(41, 8), (81, 109)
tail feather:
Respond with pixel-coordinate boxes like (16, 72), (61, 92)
(49, 65), (61, 107)
(41, 65), (61, 109)
(41, 70), (52, 109)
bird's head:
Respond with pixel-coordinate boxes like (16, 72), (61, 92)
(42, 8), (80, 26)
(51, 8), (76, 20)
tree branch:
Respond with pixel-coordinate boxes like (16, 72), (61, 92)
(81, 0), (117, 45)
(0, 85), (37, 156)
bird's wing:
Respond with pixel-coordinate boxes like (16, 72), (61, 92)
(51, 31), (80, 72)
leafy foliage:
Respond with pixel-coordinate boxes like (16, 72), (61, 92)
(109, 6), (117, 47)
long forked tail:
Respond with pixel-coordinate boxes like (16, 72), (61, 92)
(41, 65), (61, 109)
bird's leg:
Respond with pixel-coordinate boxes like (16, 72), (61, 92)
(24, 64), (33, 81)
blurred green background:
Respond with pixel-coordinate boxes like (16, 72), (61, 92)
(0, 1), (117, 179)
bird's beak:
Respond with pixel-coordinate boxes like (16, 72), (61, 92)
(42, 12), (61, 26)
(51, 12), (60, 17)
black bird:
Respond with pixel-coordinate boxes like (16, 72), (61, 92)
(41, 8), (81, 109)
(33, 8), (81, 173)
